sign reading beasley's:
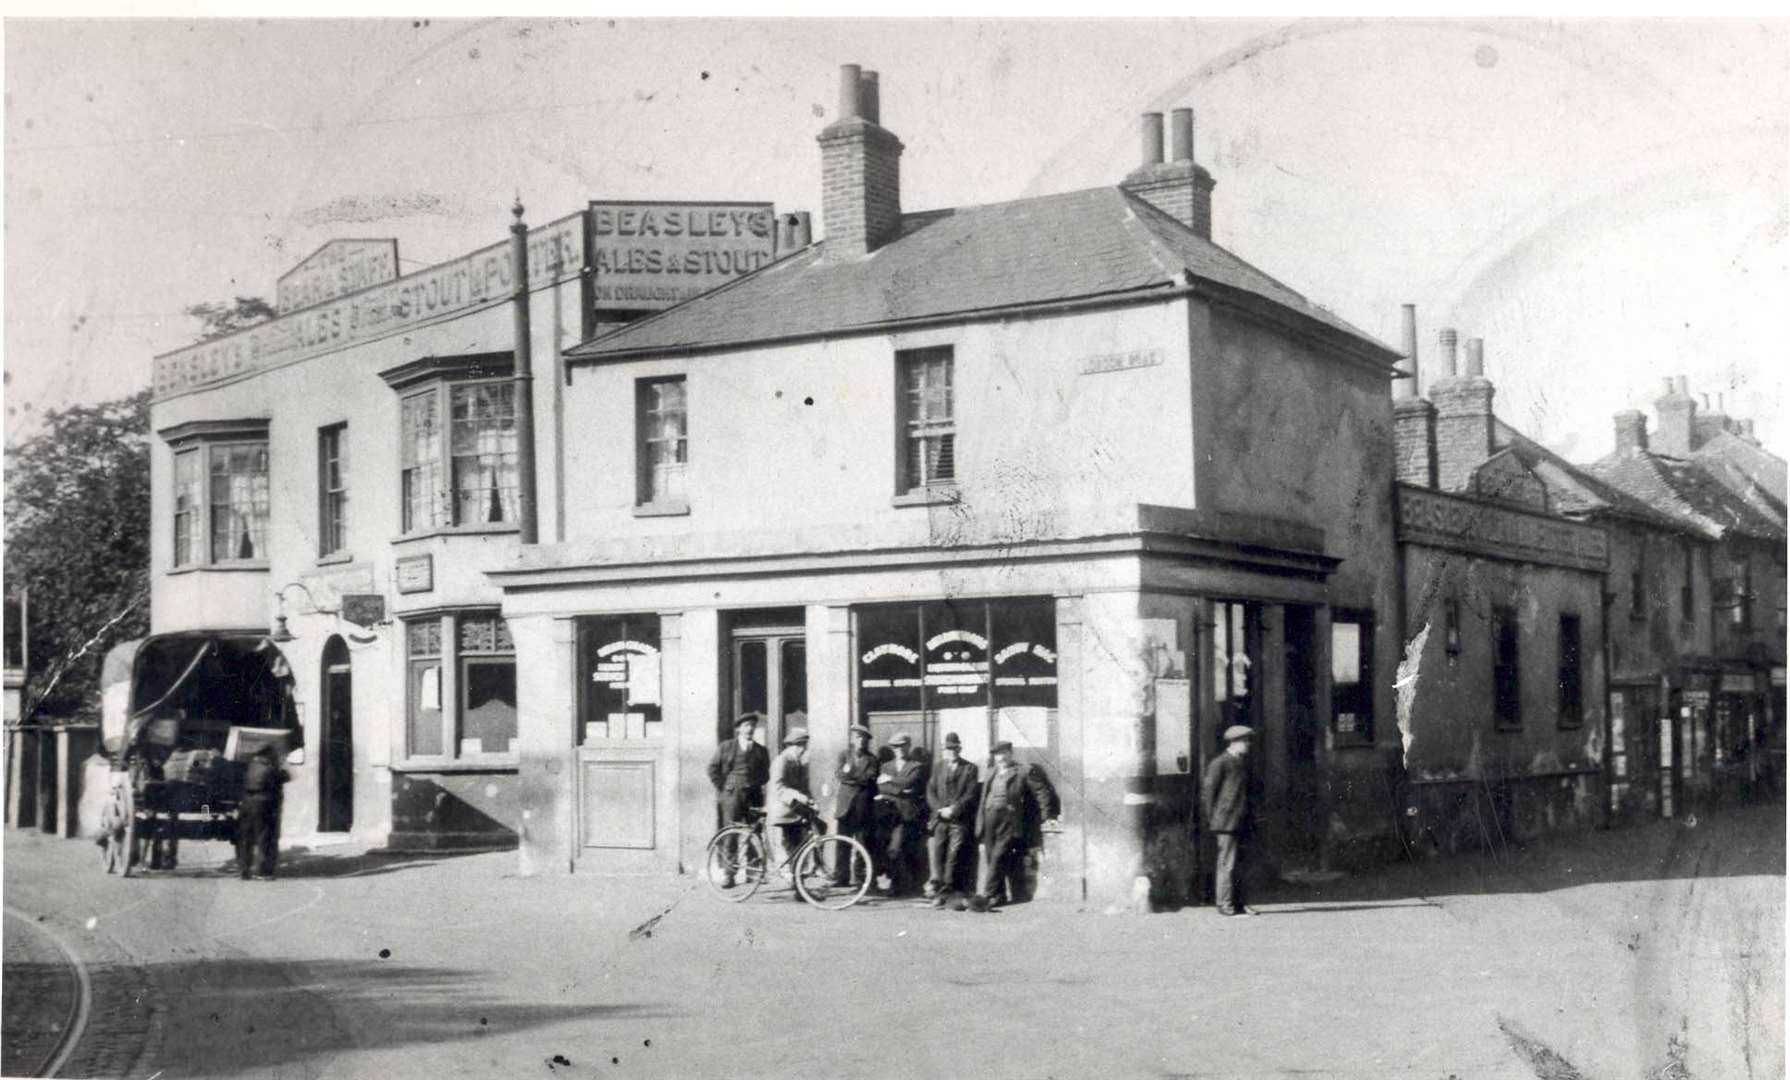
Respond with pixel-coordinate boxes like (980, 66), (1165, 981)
(588, 201), (777, 311)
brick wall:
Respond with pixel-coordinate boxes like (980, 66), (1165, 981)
(818, 119), (903, 259)
(1121, 163), (1216, 240)
(1394, 397), (1437, 488)
(1431, 377), (1494, 492)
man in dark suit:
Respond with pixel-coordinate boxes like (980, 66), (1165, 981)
(871, 732), (927, 895)
(238, 744), (289, 880)
(707, 714), (770, 886)
(925, 732), (980, 902)
(1201, 724), (1255, 916)
(829, 724), (879, 886)
(972, 741), (1058, 909)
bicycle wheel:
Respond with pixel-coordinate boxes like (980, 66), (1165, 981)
(794, 834), (873, 910)
(704, 826), (767, 902)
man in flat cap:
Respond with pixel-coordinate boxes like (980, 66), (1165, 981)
(872, 732), (927, 895)
(707, 714), (770, 886)
(829, 724), (880, 886)
(769, 727), (815, 879)
(972, 740), (1058, 909)
(1202, 724), (1256, 916)
(925, 732), (980, 902)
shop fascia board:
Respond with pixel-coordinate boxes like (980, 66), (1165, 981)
(486, 503), (1334, 591)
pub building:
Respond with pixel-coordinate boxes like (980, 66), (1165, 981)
(147, 194), (783, 850)
(490, 65), (1409, 906)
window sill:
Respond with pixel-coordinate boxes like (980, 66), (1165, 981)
(315, 551), (356, 567)
(166, 561), (271, 575)
(632, 500), (690, 518)
(891, 485), (961, 508)
(391, 524), (521, 546)
(389, 758), (520, 774)
(1331, 734), (1376, 749)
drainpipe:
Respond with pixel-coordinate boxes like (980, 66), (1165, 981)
(1600, 576), (1615, 828)
(511, 198), (540, 545)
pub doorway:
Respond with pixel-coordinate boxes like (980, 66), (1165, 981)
(728, 609), (808, 753)
(319, 635), (354, 832)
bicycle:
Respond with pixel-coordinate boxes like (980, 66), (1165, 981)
(704, 804), (873, 910)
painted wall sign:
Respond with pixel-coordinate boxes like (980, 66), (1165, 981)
(1720, 674), (1757, 694)
(153, 212), (585, 399)
(394, 555), (434, 594)
(1396, 486), (1609, 571)
(1077, 348), (1164, 376)
(588, 200), (776, 311)
(276, 239), (400, 313)
(1682, 689), (1711, 707)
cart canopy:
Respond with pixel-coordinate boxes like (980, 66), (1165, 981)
(100, 633), (301, 757)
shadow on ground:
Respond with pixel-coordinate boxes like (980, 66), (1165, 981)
(1250, 800), (1785, 910)
(16, 954), (676, 1075)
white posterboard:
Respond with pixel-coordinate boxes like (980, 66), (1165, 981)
(1155, 678), (1191, 774)
(938, 707), (989, 765)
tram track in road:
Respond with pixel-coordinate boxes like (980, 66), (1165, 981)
(3, 906), (94, 1078)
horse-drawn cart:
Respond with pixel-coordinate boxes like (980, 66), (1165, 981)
(97, 632), (302, 876)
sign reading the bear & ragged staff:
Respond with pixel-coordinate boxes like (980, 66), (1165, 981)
(588, 201), (777, 311)
(153, 212), (585, 399)
(276, 239), (400, 313)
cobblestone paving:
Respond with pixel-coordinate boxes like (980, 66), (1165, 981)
(2, 909), (79, 1077)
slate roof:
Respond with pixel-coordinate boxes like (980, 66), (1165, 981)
(1692, 428), (1787, 506)
(568, 186), (1396, 362)
(1489, 418), (1690, 532)
(1585, 448), (1786, 543)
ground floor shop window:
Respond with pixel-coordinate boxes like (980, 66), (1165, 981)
(856, 597), (1057, 767)
(579, 615), (663, 742)
(404, 610), (516, 760)
(1331, 611), (1374, 742)
(1211, 600), (1261, 749)
(1493, 605), (1522, 730)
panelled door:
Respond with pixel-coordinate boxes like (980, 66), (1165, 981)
(732, 624), (807, 752)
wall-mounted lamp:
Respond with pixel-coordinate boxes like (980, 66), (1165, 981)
(270, 582), (340, 644)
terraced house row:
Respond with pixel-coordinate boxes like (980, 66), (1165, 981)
(118, 63), (1783, 907)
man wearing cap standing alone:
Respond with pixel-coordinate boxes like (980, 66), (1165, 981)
(872, 732), (927, 895)
(1202, 725), (1256, 916)
(925, 732), (980, 901)
(829, 724), (880, 886)
(708, 714), (771, 885)
(972, 740), (1057, 909)
(769, 727), (815, 880)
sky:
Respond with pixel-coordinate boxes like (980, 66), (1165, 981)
(4, 17), (1787, 461)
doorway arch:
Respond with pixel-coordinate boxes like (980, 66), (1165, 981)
(319, 635), (354, 832)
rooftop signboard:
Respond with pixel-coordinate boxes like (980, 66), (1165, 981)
(588, 201), (777, 312)
(1396, 485), (1609, 571)
(154, 212), (585, 399)
(276, 239), (400, 313)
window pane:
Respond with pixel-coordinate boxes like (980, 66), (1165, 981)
(461, 659), (517, 752)
(1494, 607), (1521, 727)
(173, 449), (200, 566)
(1331, 623), (1361, 687)
(459, 612), (513, 655)
(858, 604), (923, 720)
(1331, 615), (1372, 739)
(991, 599), (1057, 709)
(449, 383), (517, 525)
(208, 442), (269, 562)
(319, 426), (347, 555)
(408, 660), (443, 756)
(582, 616), (663, 742)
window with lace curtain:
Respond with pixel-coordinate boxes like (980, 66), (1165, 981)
(398, 378), (517, 532)
(161, 418), (271, 571)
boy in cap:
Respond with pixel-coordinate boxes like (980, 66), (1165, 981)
(829, 724), (880, 886)
(1202, 724), (1256, 916)
(769, 727), (815, 878)
(872, 732), (927, 894)
(925, 732), (980, 902)
(972, 741), (1057, 909)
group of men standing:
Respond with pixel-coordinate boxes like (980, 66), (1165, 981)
(709, 714), (1258, 915)
(708, 714), (1058, 909)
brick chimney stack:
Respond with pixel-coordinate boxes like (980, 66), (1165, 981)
(1653, 375), (1697, 457)
(1431, 328), (1495, 492)
(1613, 410), (1649, 456)
(818, 64), (904, 261)
(1393, 303), (1438, 488)
(1121, 107), (1216, 240)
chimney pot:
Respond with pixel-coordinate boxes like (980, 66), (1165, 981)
(1170, 108), (1193, 162)
(860, 70), (880, 125)
(1395, 303), (1419, 399)
(1438, 328), (1459, 378)
(837, 64), (862, 121)
(1465, 338), (1485, 378)
(1662, 377), (1676, 396)
(1140, 112), (1164, 167)
(789, 211), (812, 250)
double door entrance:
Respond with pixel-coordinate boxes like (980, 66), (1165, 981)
(731, 615), (808, 751)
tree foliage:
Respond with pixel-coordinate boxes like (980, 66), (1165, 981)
(184, 295), (276, 341)
(4, 390), (152, 719)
